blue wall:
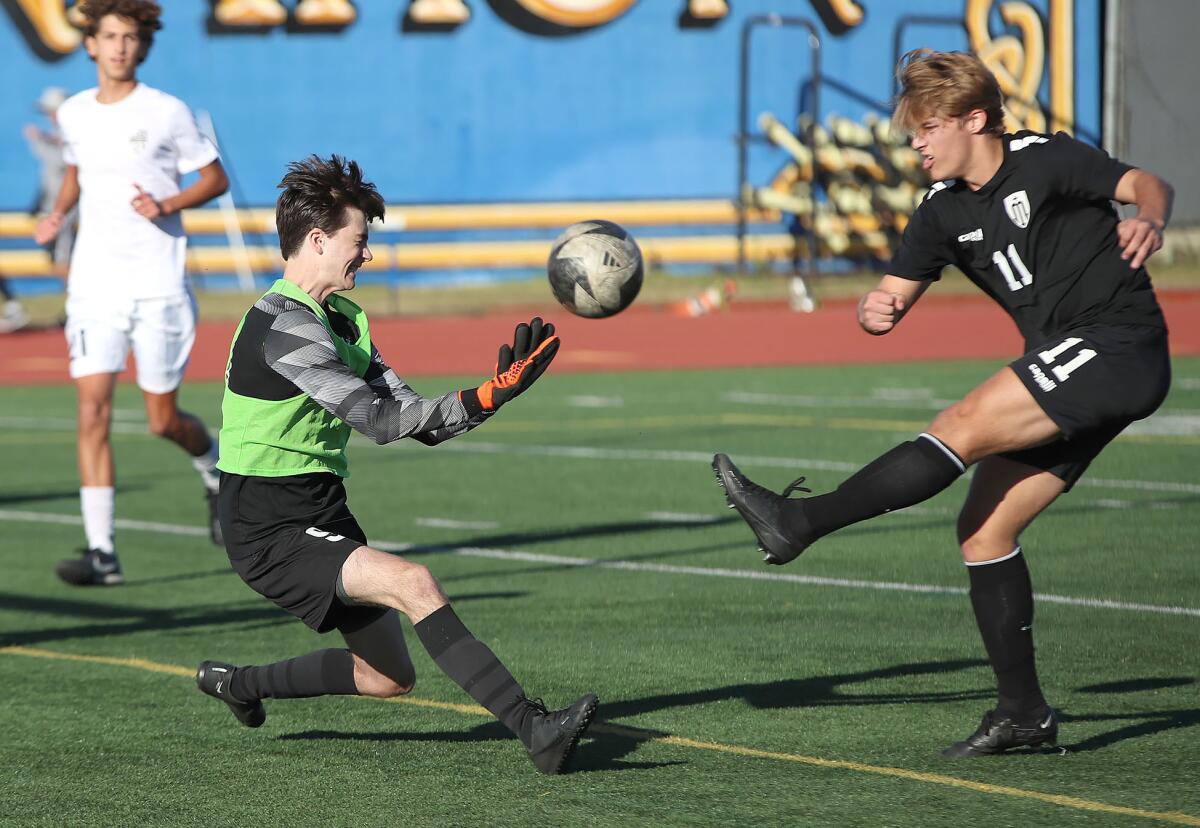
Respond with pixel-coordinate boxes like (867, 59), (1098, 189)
(2, 0), (1101, 210)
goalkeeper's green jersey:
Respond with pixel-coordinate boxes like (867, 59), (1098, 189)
(217, 278), (487, 478)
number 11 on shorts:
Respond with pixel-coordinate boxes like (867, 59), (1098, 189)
(1038, 337), (1097, 383)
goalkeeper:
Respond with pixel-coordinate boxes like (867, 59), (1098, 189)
(196, 154), (596, 775)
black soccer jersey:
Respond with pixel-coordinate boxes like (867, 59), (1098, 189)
(888, 131), (1165, 344)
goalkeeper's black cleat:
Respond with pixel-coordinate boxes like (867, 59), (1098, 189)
(196, 661), (266, 728)
(712, 453), (813, 565)
(941, 706), (1058, 757)
(523, 693), (598, 775)
(205, 489), (223, 547)
(55, 548), (124, 586)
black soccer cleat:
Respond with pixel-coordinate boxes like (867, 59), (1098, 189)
(941, 707), (1058, 757)
(54, 548), (124, 586)
(205, 489), (223, 547)
(196, 661), (266, 728)
(712, 453), (814, 565)
(523, 693), (598, 775)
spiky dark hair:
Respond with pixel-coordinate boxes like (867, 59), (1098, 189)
(275, 155), (386, 259)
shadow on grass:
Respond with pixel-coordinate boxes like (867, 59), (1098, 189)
(402, 515), (741, 559)
(0, 484), (149, 507)
(1077, 677), (1195, 693)
(0, 590), (293, 647)
(122, 567), (241, 587)
(0, 587), (529, 647)
(1058, 706), (1200, 752)
(436, 539), (752, 586)
(388, 514), (750, 586)
(601, 659), (993, 723)
(1056, 675), (1200, 752)
(280, 719), (680, 772)
(278, 659), (995, 771)
(0, 490), (90, 507)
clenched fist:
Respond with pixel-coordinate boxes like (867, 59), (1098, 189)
(857, 290), (907, 335)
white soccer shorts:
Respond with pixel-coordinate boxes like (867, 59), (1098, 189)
(65, 291), (198, 394)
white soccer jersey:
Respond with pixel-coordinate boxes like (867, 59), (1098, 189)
(58, 83), (219, 300)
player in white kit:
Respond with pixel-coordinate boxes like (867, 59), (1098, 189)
(33, 0), (230, 585)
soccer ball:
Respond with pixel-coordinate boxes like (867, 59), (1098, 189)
(547, 219), (644, 318)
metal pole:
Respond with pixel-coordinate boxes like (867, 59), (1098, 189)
(1102, 0), (1124, 157)
(736, 15), (821, 279)
(736, 17), (753, 276)
(196, 111), (256, 293)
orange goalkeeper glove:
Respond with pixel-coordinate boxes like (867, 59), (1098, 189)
(473, 317), (560, 411)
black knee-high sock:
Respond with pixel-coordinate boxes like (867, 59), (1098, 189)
(784, 433), (966, 540)
(967, 548), (1046, 718)
(414, 605), (534, 746)
(230, 648), (358, 700)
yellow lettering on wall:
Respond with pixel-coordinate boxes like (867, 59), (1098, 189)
(213, 0), (358, 27)
(824, 0), (865, 28)
(686, 0), (729, 20)
(967, 0), (1046, 133)
(214, 0), (288, 26)
(1048, 0), (1074, 134)
(295, 0), (357, 25)
(408, 0), (470, 24)
(512, 0), (638, 28)
(967, 0), (1075, 135)
(13, 0), (81, 54)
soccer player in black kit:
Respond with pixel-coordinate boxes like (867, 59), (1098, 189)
(714, 49), (1173, 756)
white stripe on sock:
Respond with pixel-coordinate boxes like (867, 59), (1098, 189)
(964, 545), (1023, 567)
(918, 432), (966, 473)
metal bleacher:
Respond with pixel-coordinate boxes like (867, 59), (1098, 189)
(0, 198), (798, 289)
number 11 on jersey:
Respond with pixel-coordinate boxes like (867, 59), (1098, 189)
(992, 244), (1034, 292)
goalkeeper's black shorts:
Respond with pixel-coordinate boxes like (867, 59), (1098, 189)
(218, 471), (388, 633)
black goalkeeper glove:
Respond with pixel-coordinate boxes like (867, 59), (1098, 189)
(475, 317), (560, 411)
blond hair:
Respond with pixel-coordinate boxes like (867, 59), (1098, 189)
(893, 49), (1005, 135)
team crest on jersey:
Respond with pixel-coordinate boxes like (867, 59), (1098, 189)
(1003, 190), (1031, 229)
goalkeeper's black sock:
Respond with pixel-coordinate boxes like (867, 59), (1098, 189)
(783, 433), (965, 540)
(230, 648), (358, 700)
(967, 548), (1046, 718)
(414, 605), (534, 746)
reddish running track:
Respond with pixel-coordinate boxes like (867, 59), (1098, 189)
(2, 291), (1198, 385)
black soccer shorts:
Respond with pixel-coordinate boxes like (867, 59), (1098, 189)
(219, 472), (388, 633)
(1003, 322), (1170, 489)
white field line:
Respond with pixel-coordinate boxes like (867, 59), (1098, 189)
(644, 511), (724, 524)
(724, 390), (954, 410)
(0, 415), (149, 435)
(3, 508), (1196, 619)
(566, 395), (624, 408)
(438, 441), (1200, 495)
(5, 416), (1199, 495)
(727, 393), (1200, 437)
(436, 440), (860, 472)
(415, 517), (500, 530)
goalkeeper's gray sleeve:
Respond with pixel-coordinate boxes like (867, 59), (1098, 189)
(264, 308), (489, 446)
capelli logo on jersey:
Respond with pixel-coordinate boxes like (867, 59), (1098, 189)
(1004, 190), (1031, 229)
(957, 228), (983, 243)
